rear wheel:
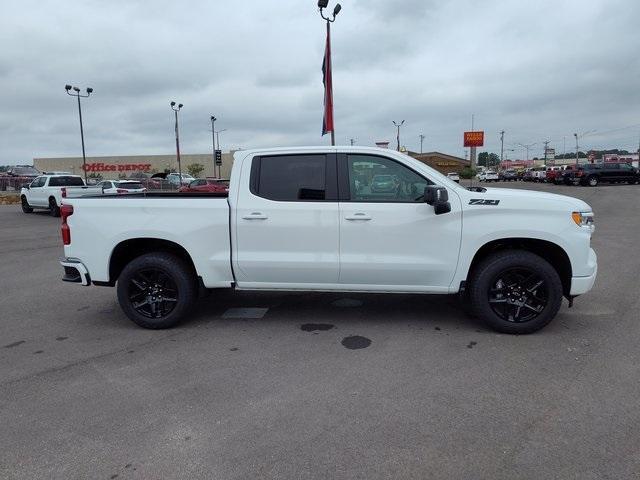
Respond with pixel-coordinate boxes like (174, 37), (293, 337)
(21, 196), (33, 213)
(49, 197), (60, 217)
(116, 252), (198, 329)
(468, 250), (563, 334)
(587, 175), (599, 187)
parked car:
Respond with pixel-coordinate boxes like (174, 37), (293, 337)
(167, 173), (195, 187)
(499, 170), (518, 181)
(569, 162), (640, 187)
(20, 174), (101, 216)
(545, 166), (563, 183)
(6, 165), (40, 178)
(179, 178), (229, 193)
(446, 172), (460, 183)
(477, 170), (499, 182)
(97, 180), (147, 194)
(0, 165), (41, 191)
(557, 165), (577, 185)
(59, 146), (597, 335)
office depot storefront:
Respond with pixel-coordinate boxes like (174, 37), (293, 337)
(34, 153), (234, 180)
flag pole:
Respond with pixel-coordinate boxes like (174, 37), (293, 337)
(327, 20), (335, 146)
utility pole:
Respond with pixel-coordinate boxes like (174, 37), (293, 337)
(574, 133), (579, 166)
(170, 101), (183, 185)
(543, 140), (550, 167)
(499, 130), (505, 166)
(469, 114), (477, 170)
(419, 134), (425, 154)
(393, 120), (405, 151)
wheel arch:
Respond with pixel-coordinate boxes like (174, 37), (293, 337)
(467, 238), (572, 297)
(107, 238), (197, 286)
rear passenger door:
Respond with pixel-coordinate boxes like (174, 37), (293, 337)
(234, 153), (340, 287)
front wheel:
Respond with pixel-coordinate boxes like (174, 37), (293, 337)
(468, 250), (563, 334)
(587, 175), (599, 187)
(116, 252), (198, 329)
(21, 196), (33, 213)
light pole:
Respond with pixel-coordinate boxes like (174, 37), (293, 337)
(170, 101), (183, 186)
(318, 0), (341, 146)
(393, 120), (405, 151)
(574, 133), (579, 166)
(65, 85), (93, 183)
(419, 134), (425, 154)
(216, 129), (227, 178)
(499, 130), (505, 164)
(517, 142), (537, 162)
(210, 115), (217, 176)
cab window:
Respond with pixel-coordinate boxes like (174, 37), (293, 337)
(346, 154), (432, 202)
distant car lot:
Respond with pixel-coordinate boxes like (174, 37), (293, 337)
(1, 180), (639, 479)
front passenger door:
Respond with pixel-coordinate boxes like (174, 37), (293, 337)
(338, 154), (462, 291)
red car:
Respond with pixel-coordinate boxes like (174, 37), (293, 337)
(179, 178), (229, 193)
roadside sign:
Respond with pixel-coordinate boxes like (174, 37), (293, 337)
(464, 131), (484, 147)
(215, 150), (222, 165)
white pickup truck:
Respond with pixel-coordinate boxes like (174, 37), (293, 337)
(59, 147), (597, 334)
(21, 174), (101, 216)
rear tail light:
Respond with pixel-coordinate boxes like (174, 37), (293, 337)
(61, 187), (67, 198)
(61, 204), (73, 245)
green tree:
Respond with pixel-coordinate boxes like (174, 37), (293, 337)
(187, 163), (204, 178)
(477, 152), (489, 167)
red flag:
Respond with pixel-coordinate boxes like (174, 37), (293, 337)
(322, 23), (334, 137)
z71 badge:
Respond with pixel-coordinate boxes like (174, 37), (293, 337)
(469, 199), (500, 206)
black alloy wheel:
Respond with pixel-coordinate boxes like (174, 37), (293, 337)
(117, 252), (197, 329)
(127, 268), (178, 319)
(488, 268), (547, 323)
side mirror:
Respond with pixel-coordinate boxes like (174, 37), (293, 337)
(424, 186), (451, 215)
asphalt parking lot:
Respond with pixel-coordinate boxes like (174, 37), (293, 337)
(1, 182), (639, 479)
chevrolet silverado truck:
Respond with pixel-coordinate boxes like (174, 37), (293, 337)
(21, 174), (101, 216)
(59, 147), (597, 334)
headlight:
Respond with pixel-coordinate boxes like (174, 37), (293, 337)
(572, 211), (594, 229)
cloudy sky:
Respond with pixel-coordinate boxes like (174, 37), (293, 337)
(1, 0), (639, 164)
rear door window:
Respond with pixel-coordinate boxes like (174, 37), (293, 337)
(49, 176), (84, 187)
(251, 154), (330, 201)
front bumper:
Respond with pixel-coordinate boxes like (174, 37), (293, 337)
(570, 248), (597, 295)
(60, 258), (91, 286)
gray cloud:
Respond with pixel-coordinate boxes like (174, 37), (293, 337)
(1, 0), (639, 165)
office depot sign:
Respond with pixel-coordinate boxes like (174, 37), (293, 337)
(81, 163), (152, 172)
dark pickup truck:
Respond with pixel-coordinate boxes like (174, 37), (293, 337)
(568, 162), (640, 187)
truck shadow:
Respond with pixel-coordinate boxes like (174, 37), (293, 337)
(188, 290), (482, 332)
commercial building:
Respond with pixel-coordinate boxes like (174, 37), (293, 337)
(34, 149), (470, 179)
(33, 152), (236, 180)
(407, 151), (469, 174)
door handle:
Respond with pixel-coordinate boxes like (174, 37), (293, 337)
(345, 213), (371, 221)
(242, 212), (268, 220)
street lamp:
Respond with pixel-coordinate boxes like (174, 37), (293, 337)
(393, 120), (405, 151)
(65, 84), (93, 183)
(170, 101), (183, 187)
(318, 0), (342, 146)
